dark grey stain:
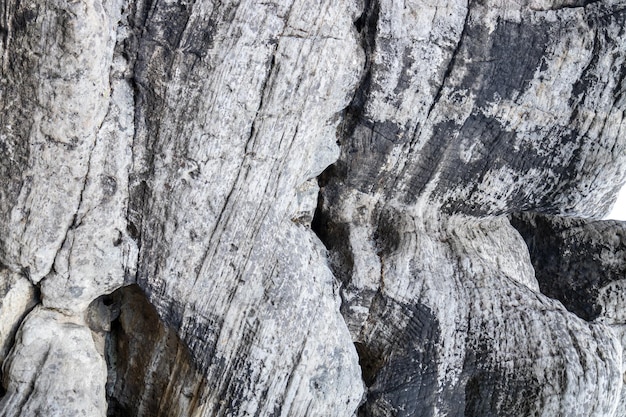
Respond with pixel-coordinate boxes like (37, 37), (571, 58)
(460, 327), (543, 417)
(345, 120), (408, 194)
(462, 365), (541, 417)
(401, 110), (586, 215)
(12, 8), (37, 32)
(393, 48), (416, 97)
(460, 18), (551, 108)
(373, 208), (402, 257)
(402, 120), (461, 205)
(181, 313), (224, 375)
(358, 296), (441, 417)
(510, 213), (626, 321)
(570, 5), (626, 112)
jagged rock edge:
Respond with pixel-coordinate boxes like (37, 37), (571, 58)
(311, 0), (380, 408)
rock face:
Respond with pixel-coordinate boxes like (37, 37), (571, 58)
(0, 0), (625, 416)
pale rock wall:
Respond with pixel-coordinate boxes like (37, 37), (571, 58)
(0, 0), (625, 416)
(0, 269), (36, 365)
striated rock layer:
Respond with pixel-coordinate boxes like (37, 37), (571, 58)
(0, 0), (625, 416)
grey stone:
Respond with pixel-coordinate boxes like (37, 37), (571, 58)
(0, 0), (625, 416)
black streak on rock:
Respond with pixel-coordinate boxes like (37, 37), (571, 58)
(510, 213), (626, 321)
(461, 18), (550, 108)
(359, 296), (441, 417)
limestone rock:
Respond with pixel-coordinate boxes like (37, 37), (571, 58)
(316, 0), (626, 415)
(0, 307), (107, 417)
(0, 269), (36, 366)
(0, 0), (625, 416)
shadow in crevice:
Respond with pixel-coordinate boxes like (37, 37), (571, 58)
(92, 285), (205, 417)
(311, 189), (355, 288)
(353, 342), (385, 388)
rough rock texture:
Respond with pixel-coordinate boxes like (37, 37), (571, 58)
(510, 213), (626, 416)
(1, 0), (626, 416)
(0, 307), (108, 417)
(313, 1), (626, 415)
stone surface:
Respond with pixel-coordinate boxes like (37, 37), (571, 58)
(316, 0), (626, 415)
(0, 0), (625, 416)
(510, 213), (626, 416)
(0, 307), (107, 417)
(0, 269), (36, 366)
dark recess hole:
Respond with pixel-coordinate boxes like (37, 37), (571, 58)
(354, 11), (367, 32)
(126, 221), (139, 240)
(354, 342), (385, 387)
(100, 284), (205, 417)
(311, 194), (354, 286)
(102, 296), (115, 307)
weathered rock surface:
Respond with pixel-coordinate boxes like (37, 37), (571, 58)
(1, 0), (625, 416)
(0, 307), (107, 417)
(0, 269), (36, 366)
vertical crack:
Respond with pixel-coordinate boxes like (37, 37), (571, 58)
(425, 2), (470, 120)
(310, 0), (381, 413)
(311, 0), (379, 281)
(339, 0), (380, 146)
